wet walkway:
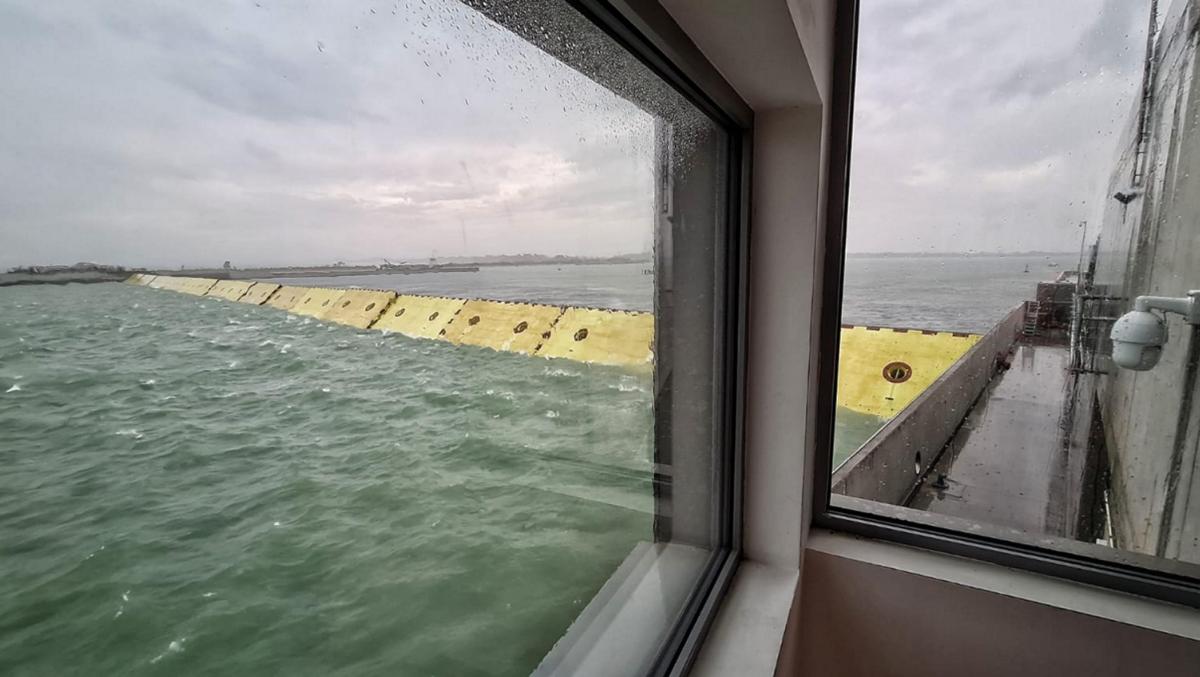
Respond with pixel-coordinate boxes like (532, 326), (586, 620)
(909, 344), (1077, 535)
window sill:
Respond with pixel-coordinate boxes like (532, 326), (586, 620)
(806, 529), (1200, 640)
(689, 561), (798, 677)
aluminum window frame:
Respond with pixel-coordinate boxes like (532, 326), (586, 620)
(554, 1), (753, 673)
(810, 0), (1200, 610)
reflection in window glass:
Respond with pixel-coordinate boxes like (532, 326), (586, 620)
(833, 0), (1200, 578)
(0, 1), (729, 673)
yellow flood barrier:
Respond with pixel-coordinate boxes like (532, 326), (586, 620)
(184, 278), (219, 296)
(239, 282), (280, 306)
(535, 307), (654, 369)
(372, 295), (465, 339)
(205, 280), (254, 302)
(125, 273), (156, 286)
(837, 325), (980, 419)
(442, 299), (564, 355)
(322, 289), (397, 329)
(290, 287), (347, 319)
(263, 285), (307, 311)
(151, 276), (217, 296)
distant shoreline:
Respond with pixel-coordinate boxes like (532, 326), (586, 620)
(0, 271), (131, 287)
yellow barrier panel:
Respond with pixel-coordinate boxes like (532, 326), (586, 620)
(291, 287), (347, 319)
(535, 307), (654, 369)
(150, 276), (216, 296)
(125, 273), (156, 286)
(184, 278), (218, 296)
(263, 285), (307, 311)
(323, 289), (397, 329)
(442, 299), (564, 354)
(205, 280), (254, 302)
(239, 282), (280, 306)
(373, 295), (465, 339)
(837, 325), (980, 419)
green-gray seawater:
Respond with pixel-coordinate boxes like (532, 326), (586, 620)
(0, 254), (1045, 673)
(0, 282), (653, 676)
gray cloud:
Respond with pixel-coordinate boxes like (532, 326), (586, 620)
(847, 0), (1151, 253)
(0, 0), (657, 269)
(1, 0), (1155, 268)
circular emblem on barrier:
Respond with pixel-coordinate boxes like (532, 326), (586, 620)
(882, 361), (913, 384)
(342, 300), (351, 308)
(574, 328), (589, 342)
(468, 315), (481, 326)
(513, 321), (528, 334)
(365, 303), (376, 312)
(394, 307), (405, 317)
(428, 311), (439, 321)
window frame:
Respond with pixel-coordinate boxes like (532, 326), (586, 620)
(810, 0), (1200, 610)
(557, 1), (753, 673)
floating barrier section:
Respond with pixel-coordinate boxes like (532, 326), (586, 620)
(322, 289), (397, 329)
(837, 325), (980, 419)
(127, 275), (979, 406)
(263, 285), (307, 311)
(538, 307), (654, 368)
(126, 273), (157, 286)
(147, 276), (217, 296)
(239, 282), (280, 306)
(291, 287), (347, 319)
(373, 295), (467, 340)
(205, 280), (254, 302)
(442, 299), (563, 355)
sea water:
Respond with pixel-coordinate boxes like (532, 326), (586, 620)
(0, 255), (1054, 674)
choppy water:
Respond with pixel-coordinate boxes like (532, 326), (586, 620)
(0, 256), (1052, 674)
(842, 253), (1070, 334)
(0, 282), (652, 676)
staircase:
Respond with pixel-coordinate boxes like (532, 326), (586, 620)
(1023, 301), (1041, 337)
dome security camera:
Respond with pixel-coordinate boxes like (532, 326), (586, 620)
(1110, 309), (1167, 370)
(1109, 291), (1200, 371)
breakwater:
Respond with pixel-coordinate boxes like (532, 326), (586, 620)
(129, 273), (983, 411)
(127, 274), (655, 369)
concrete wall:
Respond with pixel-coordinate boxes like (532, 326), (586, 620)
(832, 304), (1025, 505)
(1089, 0), (1200, 561)
(781, 535), (1200, 677)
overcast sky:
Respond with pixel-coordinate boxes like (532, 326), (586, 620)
(0, 0), (1152, 268)
(848, 0), (1151, 253)
(0, 0), (656, 269)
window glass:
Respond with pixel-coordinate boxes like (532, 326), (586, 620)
(0, 1), (731, 673)
(833, 0), (1200, 579)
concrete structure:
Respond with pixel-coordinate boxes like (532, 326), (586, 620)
(909, 344), (1103, 539)
(1087, 0), (1200, 562)
(832, 305), (1025, 505)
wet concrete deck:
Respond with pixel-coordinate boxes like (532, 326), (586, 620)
(908, 344), (1079, 535)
